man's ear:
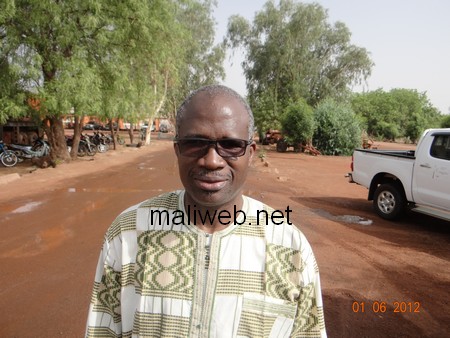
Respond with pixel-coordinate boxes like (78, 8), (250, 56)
(174, 143), (180, 157)
(248, 141), (256, 163)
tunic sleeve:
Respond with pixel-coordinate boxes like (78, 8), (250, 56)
(290, 233), (327, 338)
(86, 232), (124, 338)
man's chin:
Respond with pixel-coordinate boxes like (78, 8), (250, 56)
(186, 189), (232, 208)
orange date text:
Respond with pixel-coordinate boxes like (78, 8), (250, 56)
(352, 301), (420, 313)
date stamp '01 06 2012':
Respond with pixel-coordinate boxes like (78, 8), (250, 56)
(352, 301), (421, 314)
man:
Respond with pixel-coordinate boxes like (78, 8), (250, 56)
(86, 85), (327, 337)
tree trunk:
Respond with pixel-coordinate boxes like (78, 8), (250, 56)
(128, 123), (134, 144)
(145, 69), (169, 145)
(70, 115), (83, 159)
(107, 119), (117, 150)
(145, 118), (154, 144)
(43, 116), (70, 162)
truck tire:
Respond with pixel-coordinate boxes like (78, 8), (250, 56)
(373, 183), (406, 220)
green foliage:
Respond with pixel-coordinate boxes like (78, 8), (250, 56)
(0, 57), (28, 124)
(313, 99), (361, 155)
(226, 0), (373, 132)
(376, 121), (400, 141)
(0, 0), (224, 159)
(441, 115), (450, 128)
(352, 89), (442, 142)
(164, 0), (225, 120)
(280, 100), (315, 144)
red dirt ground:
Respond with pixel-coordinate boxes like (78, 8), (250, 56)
(0, 137), (449, 337)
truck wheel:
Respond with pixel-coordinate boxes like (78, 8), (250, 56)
(276, 139), (288, 152)
(373, 183), (406, 220)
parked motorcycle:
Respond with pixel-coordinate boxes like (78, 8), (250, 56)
(66, 135), (96, 157)
(0, 141), (19, 167)
(80, 134), (97, 156)
(91, 132), (109, 153)
(8, 139), (50, 160)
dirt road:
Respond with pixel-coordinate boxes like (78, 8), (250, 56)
(0, 139), (449, 337)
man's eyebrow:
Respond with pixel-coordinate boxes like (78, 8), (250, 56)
(182, 134), (209, 139)
(180, 135), (242, 140)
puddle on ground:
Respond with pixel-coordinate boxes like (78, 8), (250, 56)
(335, 215), (373, 226)
(313, 209), (373, 226)
(11, 201), (43, 214)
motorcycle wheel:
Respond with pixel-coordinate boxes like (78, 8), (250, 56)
(77, 144), (87, 157)
(97, 143), (108, 153)
(1, 151), (19, 167)
(87, 146), (97, 156)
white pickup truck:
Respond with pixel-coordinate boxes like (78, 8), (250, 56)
(348, 128), (450, 221)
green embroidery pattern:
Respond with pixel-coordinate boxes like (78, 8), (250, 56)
(135, 230), (196, 299)
(134, 312), (190, 337)
(291, 283), (322, 335)
(94, 265), (122, 323)
(237, 310), (276, 337)
(107, 209), (137, 241)
(265, 244), (302, 300)
(216, 270), (265, 295)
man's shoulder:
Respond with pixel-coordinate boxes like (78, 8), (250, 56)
(243, 195), (309, 250)
(137, 190), (182, 210)
(120, 190), (182, 215)
(243, 195), (285, 219)
(104, 191), (182, 239)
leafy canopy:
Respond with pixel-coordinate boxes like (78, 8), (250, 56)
(313, 98), (361, 155)
(352, 89), (442, 142)
(0, 0), (225, 160)
(226, 0), (373, 132)
(280, 100), (315, 145)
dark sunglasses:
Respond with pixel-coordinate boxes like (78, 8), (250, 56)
(174, 137), (252, 158)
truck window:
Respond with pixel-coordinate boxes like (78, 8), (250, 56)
(430, 135), (450, 160)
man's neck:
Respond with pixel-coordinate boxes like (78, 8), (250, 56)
(184, 194), (244, 234)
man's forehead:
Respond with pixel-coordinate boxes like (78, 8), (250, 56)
(185, 91), (246, 116)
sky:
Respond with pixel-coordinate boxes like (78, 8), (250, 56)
(213, 0), (450, 114)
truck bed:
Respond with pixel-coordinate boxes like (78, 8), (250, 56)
(354, 148), (416, 159)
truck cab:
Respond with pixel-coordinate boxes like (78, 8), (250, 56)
(412, 130), (450, 213)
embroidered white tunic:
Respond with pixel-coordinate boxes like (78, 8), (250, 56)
(86, 190), (327, 337)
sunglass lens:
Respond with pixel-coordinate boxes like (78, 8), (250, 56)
(217, 139), (246, 157)
(179, 139), (209, 157)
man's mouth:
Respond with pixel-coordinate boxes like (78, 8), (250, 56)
(193, 175), (228, 191)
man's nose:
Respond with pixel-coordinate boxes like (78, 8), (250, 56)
(200, 145), (226, 169)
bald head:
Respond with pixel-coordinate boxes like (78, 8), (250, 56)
(176, 85), (254, 140)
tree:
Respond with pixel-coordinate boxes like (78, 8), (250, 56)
(280, 100), (314, 145)
(0, 55), (28, 124)
(0, 0), (195, 159)
(164, 0), (225, 126)
(313, 98), (361, 155)
(226, 0), (373, 132)
(351, 89), (442, 142)
(1, 0), (114, 160)
(442, 115), (450, 128)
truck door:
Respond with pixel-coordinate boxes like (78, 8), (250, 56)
(413, 133), (450, 210)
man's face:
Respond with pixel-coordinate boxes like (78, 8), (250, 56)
(174, 92), (255, 209)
